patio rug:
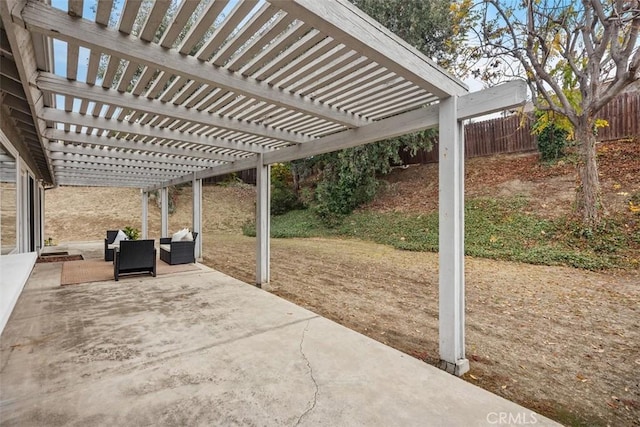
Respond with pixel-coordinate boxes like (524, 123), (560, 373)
(61, 259), (200, 286)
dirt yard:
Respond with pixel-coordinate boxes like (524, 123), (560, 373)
(45, 141), (640, 426)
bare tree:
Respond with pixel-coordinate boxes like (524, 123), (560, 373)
(478, 0), (640, 226)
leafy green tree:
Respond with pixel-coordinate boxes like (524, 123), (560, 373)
(477, 0), (640, 226)
(350, 0), (475, 72)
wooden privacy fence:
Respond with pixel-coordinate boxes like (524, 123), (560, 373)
(203, 168), (257, 185)
(465, 114), (536, 157)
(399, 114), (536, 164)
(401, 91), (640, 165)
(595, 92), (640, 141)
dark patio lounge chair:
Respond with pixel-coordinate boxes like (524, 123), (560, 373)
(104, 230), (118, 261)
(160, 232), (198, 265)
(114, 239), (156, 281)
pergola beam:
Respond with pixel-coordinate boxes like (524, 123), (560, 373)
(48, 144), (221, 168)
(145, 107), (437, 190)
(144, 81), (527, 191)
(54, 171), (158, 183)
(55, 172), (159, 185)
(51, 155), (208, 173)
(262, 81), (526, 165)
(44, 129), (239, 163)
(0, 57), (22, 82)
(2, 93), (33, 115)
(145, 156), (260, 192)
(0, 75), (27, 101)
(53, 163), (184, 178)
(55, 179), (151, 188)
(21, 1), (368, 129)
(41, 106), (265, 157)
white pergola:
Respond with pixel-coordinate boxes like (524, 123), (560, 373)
(0, 0), (526, 375)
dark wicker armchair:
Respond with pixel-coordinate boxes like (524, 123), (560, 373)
(159, 232), (198, 265)
(104, 230), (119, 261)
(114, 239), (157, 281)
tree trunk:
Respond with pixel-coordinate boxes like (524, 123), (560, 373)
(575, 123), (601, 226)
(291, 162), (300, 194)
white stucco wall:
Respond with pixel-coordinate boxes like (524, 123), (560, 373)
(0, 252), (36, 335)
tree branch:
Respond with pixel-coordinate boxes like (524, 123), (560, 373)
(525, 2), (578, 124)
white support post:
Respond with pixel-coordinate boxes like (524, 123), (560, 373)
(192, 177), (203, 261)
(141, 190), (148, 239)
(255, 154), (270, 288)
(438, 96), (469, 376)
(160, 187), (169, 238)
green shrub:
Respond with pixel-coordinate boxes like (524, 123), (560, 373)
(304, 135), (434, 227)
(271, 181), (303, 215)
(532, 109), (571, 162)
(536, 119), (569, 162)
(270, 163), (303, 215)
(311, 147), (380, 226)
(241, 219), (256, 237)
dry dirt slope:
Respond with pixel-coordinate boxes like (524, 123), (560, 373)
(369, 140), (639, 221)
(44, 143), (640, 426)
(44, 182), (255, 243)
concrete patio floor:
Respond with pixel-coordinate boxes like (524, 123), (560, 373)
(1, 244), (559, 426)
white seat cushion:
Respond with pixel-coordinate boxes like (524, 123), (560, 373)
(160, 244), (171, 252)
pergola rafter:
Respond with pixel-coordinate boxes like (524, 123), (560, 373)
(7, 0), (487, 191)
(52, 165), (186, 180)
(0, 0), (527, 377)
(48, 144), (222, 169)
(271, 0), (468, 98)
(45, 131), (238, 163)
(37, 73), (296, 148)
(22, 1), (368, 128)
(41, 113), (256, 161)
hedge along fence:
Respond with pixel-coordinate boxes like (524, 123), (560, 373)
(401, 91), (640, 165)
